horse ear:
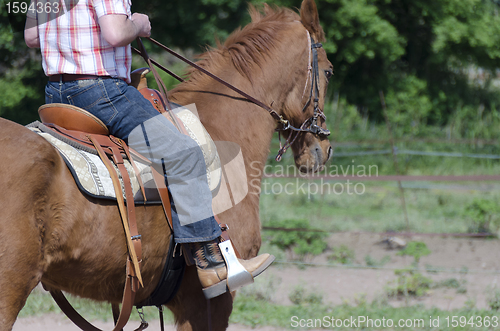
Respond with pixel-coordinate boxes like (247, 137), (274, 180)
(300, 0), (325, 41)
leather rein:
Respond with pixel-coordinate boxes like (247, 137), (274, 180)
(133, 27), (330, 161)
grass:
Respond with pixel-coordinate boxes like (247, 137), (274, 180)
(260, 180), (500, 234)
(261, 116), (500, 235)
(18, 287), (174, 322)
(19, 285), (500, 331)
(232, 294), (500, 330)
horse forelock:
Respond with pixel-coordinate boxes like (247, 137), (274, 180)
(186, 5), (301, 83)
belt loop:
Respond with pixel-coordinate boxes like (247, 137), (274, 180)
(59, 74), (62, 86)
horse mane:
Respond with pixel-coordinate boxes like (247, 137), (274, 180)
(185, 5), (302, 84)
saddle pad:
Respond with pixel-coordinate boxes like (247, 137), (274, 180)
(28, 122), (156, 203)
(172, 104), (222, 195)
(26, 105), (222, 203)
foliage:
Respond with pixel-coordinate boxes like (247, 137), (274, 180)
(486, 286), (500, 311)
(384, 75), (433, 136)
(2, 0), (500, 129)
(288, 285), (324, 305)
(387, 268), (433, 298)
(327, 244), (355, 264)
(265, 219), (327, 260)
(432, 278), (468, 294)
(464, 198), (500, 234)
(365, 254), (391, 267)
(19, 288), (172, 322)
(237, 274), (279, 302)
(397, 241), (431, 263)
(0, 0), (46, 124)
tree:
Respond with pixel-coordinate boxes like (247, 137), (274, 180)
(0, 0), (46, 124)
(1, 0), (499, 130)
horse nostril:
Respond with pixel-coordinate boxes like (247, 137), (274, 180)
(327, 146), (333, 160)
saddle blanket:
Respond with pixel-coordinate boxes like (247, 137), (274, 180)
(27, 105), (222, 203)
(28, 121), (157, 203)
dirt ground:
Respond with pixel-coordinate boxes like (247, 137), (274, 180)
(12, 233), (500, 330)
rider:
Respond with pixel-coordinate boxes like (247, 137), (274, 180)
(24, 0), (273, 299)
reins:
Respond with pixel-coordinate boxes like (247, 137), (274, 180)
(132, 29), (330, 161)
(140, 37), (285, 124)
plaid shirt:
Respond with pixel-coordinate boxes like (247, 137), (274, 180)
(36, 0), (132, 83)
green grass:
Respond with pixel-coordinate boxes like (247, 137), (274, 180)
(232, 295), (500, 330)
(19, 287), (174, 322)
(261, 115), (500, 235)
(260, 180), (500, 234)
(20, 286), (500, 330)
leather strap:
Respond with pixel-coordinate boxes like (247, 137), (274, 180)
(121, 144), (147, 202)
(135, 38), (183, 131)
(135, 38), (190, 138)
(110, 142), (144, 291)
(131, 47), (184, 83)
(59, 134), (144, 331)
(49, 270), (135, 331)
(49, 74), (112, 82)
(88, 134), (143, 287)
(144, 37), (284, 123)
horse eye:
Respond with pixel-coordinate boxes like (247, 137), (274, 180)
(324, 69), (333, 81)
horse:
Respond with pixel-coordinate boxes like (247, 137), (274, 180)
(0, 0), (332, 330)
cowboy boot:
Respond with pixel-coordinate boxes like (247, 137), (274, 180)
(188, 240), (274, 299)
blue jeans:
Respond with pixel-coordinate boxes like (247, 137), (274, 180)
(45, 77), (221, 243)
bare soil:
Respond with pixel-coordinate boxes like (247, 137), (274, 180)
(13, 234), (500, 330)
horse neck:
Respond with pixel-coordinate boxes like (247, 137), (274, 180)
(170, 26), (308, 183)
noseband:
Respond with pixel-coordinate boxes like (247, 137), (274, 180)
(274, 30), (331, 161)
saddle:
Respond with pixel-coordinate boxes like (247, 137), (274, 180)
(37, 68), (184, 331)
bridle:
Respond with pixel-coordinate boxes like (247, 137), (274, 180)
(134, 26), (330, 161)
(274, 29), (331, 161)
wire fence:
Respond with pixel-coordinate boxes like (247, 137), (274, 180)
(334, 138), (500, 147)
(263, 174), (500, 181)
(332, 148), (500, 159)
(273, 260), (500, 275)
(262, 228), (496, 237)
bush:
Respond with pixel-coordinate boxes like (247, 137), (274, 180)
(328, 245), (355, 265)
(265, 219), (327, 261)
(387, 268), (432, 298)
(464, 199), (500, 234)
(365, 254), (391, 267)
(432, 278), (467, 294)
(288, 286), (323, 306)
(486, 286), (500, 311)
(397, 241), (431, 264)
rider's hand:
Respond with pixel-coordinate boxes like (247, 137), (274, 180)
(131, 13), (151, 38)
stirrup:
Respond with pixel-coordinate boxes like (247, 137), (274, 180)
(219, 240), (254, 292)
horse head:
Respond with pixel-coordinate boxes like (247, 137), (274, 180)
(277, 0), (333, 174)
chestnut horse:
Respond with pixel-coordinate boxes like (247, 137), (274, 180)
(0, 0), (332, 330)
